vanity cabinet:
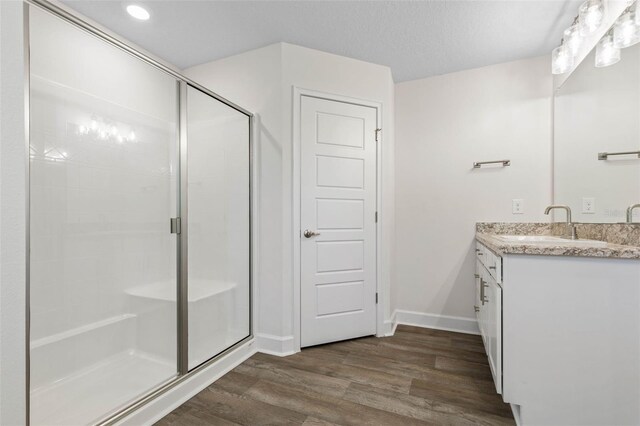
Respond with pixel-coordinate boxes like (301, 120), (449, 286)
(475, 235), (640, 425)
(475, 242), (502, 394)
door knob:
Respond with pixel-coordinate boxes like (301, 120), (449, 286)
(303, 229), (320, 238)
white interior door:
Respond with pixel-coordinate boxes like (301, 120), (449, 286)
(300, 95), (377, 348)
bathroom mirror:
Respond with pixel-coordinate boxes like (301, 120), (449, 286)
(554, 18), (640, 223)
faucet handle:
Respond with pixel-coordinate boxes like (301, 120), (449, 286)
(627, 204), (640, 223)
(544, 205), (572, 224)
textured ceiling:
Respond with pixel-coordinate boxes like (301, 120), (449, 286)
(60, 0), (582, 82)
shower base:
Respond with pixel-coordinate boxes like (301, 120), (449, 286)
(30, 350), (175, 426)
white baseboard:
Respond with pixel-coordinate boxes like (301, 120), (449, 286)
(510, 404), (522, 426)
(256, 333), (297, 356)
(380, 318), (396, 337)
(393, 309), (480, 335)
(117, 338), (257, 425)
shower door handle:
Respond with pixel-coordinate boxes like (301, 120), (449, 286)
(303, 229), (320, 238)
(170, 217), (181, 234)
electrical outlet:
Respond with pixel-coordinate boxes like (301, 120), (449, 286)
(512, 199), (524, 214)
(582, 197), (595, 214)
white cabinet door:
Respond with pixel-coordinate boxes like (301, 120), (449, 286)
(475, 243), (503, 395)
(475, 260), (482, 327)
(485, 273), (502, 394)
(300, 95), (378, 347)
(476, 260), (489, 345)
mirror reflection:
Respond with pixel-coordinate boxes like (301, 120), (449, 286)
(554, 12), (640, 223)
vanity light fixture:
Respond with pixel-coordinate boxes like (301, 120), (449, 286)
(579, 0), (605, 35)
(126, 4), (150, 21)
(595, 31), (620, 67)
(564, 20), (583, 56)
(613, 6), (640, 48)
(551, 0), (603, 74)
(552, 42), (575, 75)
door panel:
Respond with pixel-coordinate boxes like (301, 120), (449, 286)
(317, 240), (364, 272)
(317, 199), (364, 229)
(300, 95), (377, 347)
(186, 86), (250, 370)
(316, 281), (365, 316)
(316, 112), (365, 148)
(29, 7), (179, 425)
(316, 155), (364, 188)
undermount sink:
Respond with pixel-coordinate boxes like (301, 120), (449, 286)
(496, 235), (608, 247)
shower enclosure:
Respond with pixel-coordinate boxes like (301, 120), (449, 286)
(27, 3), (252, 425)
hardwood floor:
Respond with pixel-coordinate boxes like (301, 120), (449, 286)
(156, 325), (515, 425)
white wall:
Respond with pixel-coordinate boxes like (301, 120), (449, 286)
(394, 56), (552, 324)
(0, 1), (28, 424)
(185, 42), (395, 349)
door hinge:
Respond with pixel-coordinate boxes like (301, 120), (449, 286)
(375, 128), (382, 142)
(376, 292), (379, 304)
(170, 217), (181, 234)
(375, 211), (378, 223)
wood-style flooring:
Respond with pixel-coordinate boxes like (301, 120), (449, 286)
(156, 325), (515, 425)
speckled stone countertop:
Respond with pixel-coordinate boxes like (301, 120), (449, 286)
(476, 222), (640, 259)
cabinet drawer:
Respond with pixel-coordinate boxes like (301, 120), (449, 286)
(475, 242), (486, 264)
(489, 253), (502, 283)
(476, 242), (502, 283)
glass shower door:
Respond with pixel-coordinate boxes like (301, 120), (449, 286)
(186, 86), (251, 369)
(29, 7), (179, 425)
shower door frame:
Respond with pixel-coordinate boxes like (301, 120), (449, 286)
(23, 1), (254, 424)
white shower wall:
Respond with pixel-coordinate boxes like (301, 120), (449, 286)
(29, 7), (180, 425)
(29, 6), (179, 343)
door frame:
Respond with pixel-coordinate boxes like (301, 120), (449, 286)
(292, 87), (383, 352)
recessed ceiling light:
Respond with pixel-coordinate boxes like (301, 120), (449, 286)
(126, 4), (150, 21)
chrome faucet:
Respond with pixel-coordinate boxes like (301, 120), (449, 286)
(544, 205), (577, 240)
(627, 204), (640, 223)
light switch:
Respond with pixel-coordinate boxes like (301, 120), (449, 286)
(582, 197), (595, 214)
(512, 199), (524, 214)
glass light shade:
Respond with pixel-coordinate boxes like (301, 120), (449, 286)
(614, 10), (640, 48)
(564, 23), (583, 56)
(552, 44), (574, 74)
(579, 0), (604, 35)
(595, 34), (621, 67)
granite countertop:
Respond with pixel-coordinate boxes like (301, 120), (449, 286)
(476, 223), (640, 260)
